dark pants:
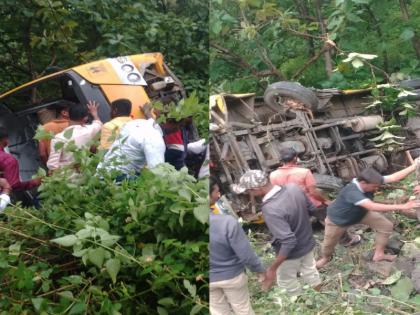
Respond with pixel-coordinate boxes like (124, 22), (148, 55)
(165, 149), (186, 170)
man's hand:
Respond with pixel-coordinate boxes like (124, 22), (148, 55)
(414, 185), (420, 195)
(257, 272), (266, 283)
(261, 267), (277, 291)
(87, 100), (100, 120)
(33, 178), (42, 186)
(402, 199), (420, 210)
(0, 178), (11, 194)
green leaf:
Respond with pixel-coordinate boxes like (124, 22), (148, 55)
(88, 248), (106, 268)
(69, 302), (86, 315)
(390, 277), (414, 302)
(382, 271), (402, 285)
(157, 307), (168, 315)
(183, 279), (197, 297)
(58, 290), (74, 300)
(178, 188), (192, 201)
(51, 235), (78, 247)
(63, 128), (74, 140)
(76, 228), (93, 239)
(193, 205), (209, 224)
(32, 297), (45, 312)
(54, 141), (64, 150)
(401, 29), (415, 41)
(9, 242), (21, 256)
(158, 297), (175, 307)
(100, 234), (120, 247)
(105, 259), (121, 284)
(190, 304), (204, 315)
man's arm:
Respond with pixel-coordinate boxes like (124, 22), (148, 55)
(358, 199), (419, 212)
(305, 171), (329, 204)
(262, 254), (287, 290)
(47, 138), (62, 171)
(227, 219), (265, 273)
(0, 178), (11, 194)
(383, 163), (416, 184)
(264, 212), (297, 258)
(38, 140), (49, 164)
(2, 156), (40, 191)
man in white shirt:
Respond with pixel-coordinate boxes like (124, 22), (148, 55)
(47, 101), (102, 171)
(96, 118), (166, 179)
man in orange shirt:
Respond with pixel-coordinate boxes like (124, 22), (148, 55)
(38, 102), (70, 164)
(270, 148), (361, 246)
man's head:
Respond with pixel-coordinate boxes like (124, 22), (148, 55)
(357, 167), (384, 192)
(111, 99), (132, 118)
(231, 170), (271, 197)
(52, 101), (72, 120)
(0, 127), (8, 147)
(280, 147), (298, 164)
(68, 103), (89, 123)
(210, 177), (221, 205)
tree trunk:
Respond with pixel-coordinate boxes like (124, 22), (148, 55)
(399, 0), (420, 59)
(314, 0), (333, 78)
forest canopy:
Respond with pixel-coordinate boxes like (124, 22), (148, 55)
(0, 0), (208, 99)
(210, 0), (420, 94)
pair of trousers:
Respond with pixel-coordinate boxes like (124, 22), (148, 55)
(210, 272), (255, 315)
(321, 211), (393, 258)
(276, 250), (321, 296)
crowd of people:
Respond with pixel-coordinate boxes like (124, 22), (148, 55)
(0, 99), (207, 212)
(209, 148), (420, 315)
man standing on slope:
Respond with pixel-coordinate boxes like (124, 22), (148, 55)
(210, 211), (265, 315)
(232, 170), (321, 294)
(316, 166), (420, 269)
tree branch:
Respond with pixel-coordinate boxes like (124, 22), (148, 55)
(291, 43), (333, 80)
(211, 43), (281, 79)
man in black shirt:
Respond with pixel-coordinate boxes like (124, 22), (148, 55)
(316, 167), (419, 269)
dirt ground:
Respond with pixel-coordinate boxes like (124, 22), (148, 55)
(245, 183), (420, 315)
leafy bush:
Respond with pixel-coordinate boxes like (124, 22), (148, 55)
(0, 150), (209, 314)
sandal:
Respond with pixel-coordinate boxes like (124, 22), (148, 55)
(343, 234), (362, 247)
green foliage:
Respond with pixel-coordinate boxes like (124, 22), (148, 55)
(210, 0), (420, 94)
(370, 118), (405, 151)
(0, 146), (209, 314)
(154, 92), (209, 138)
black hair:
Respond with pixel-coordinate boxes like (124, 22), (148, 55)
(210, 176), (219, 195)
(280, 147), (298, 163)
(51, 100), (74, 117)
(111, 99), (132, 116)
(0, 126), (8, 140)
(357, 167), (383, 185)
(68, 103), (88, 121)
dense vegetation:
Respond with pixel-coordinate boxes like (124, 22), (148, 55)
(0, 0), (208, 100)
(0, 149), (209, 314)
(210, 0), (420, 94)
(0, 1), (209, 314)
